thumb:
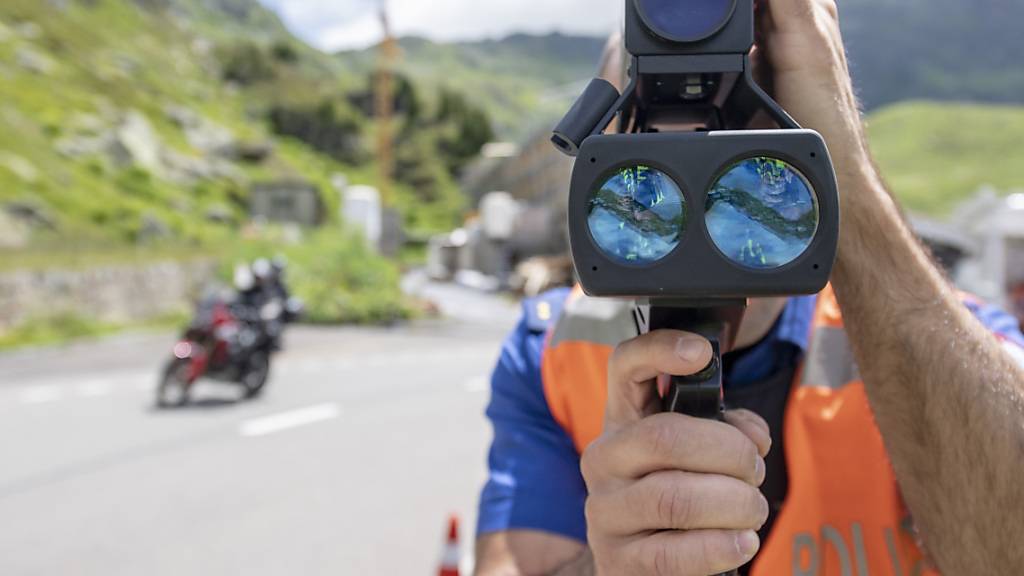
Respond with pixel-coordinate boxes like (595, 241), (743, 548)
(605, 330), (714, 430)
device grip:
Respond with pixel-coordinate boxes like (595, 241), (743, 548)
(662, 340), (724, 418)
(662, 340), (739, 576)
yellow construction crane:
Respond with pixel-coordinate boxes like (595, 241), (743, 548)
(374, 0), (399, 206)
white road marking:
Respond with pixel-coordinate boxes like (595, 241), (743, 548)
(331, 358), (355, 371)
(19, 386), (62, 405)
(239, 403), (341, 438)
(463, 376), (489, 393)
(297, 359), (330, 373)
(76, 381), (113, 398)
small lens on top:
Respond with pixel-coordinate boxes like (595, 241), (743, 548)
(634, 0), (737, 43)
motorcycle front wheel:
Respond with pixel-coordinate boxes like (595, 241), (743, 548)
(157, 358), (192, 408)
(242, 350), (270, 398)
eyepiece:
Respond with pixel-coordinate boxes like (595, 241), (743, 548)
(552, 78), (621, 157)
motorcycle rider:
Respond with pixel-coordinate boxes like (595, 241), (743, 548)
(245, 258), (290, 350)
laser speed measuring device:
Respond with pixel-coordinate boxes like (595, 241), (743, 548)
(551, 0), (841, 508)
(553, 0), (838, 297)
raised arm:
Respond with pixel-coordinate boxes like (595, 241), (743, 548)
(760, 0), (1024, 572)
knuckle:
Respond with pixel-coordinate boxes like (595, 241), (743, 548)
(699, 533), (723, 571)
(654, 476), (694, 528)
(818, 0), (839, 20)
(644, 416), (682, 459)
(580, 434), (614, 485)
(755, 492), (770, 527)
(609, 335), (642, 372)
(584, 495), (601, 529)
(731, 430), (759, 480)
(652, 544), (673, 576)
(579, 443), (600, 482)
(742, 485), (769, 527)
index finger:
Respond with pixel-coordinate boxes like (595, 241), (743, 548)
(605, 330), (713, 429)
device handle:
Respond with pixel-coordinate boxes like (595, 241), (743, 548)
(640, 305), (745, 576)
(664, 338), (738, 576)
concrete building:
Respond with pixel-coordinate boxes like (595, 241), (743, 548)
(951, 188), (1024, 315)
(460, 130), (575, 259)
(249, 180), (324, 227)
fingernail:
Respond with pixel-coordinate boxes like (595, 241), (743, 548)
(675, 336), (709, 363)
(736, 530), (760, 560)
(755, 457), (766, 485)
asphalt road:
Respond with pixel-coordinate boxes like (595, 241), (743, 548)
(0, 278), (520, 575)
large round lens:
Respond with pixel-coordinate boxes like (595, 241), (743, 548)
(588, 165), (687, 265)
(635, 0), (736, 42)
(704, 157), (818, 270)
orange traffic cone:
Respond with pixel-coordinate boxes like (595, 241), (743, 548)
(438, 514), (461, 576)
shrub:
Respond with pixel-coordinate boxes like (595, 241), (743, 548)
(222, 228), (412, 325)
(220, 42), (275, 85)
(270, 41), (299, 63)
(267, 100), (365, 165)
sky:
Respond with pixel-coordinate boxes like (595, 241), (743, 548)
(256, 0), (621, 52)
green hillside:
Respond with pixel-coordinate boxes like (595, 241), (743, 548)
(842, 0), (1024, 110)
(0, 0), (491, 254)
(337, 34), (607, 141)
(1, 0), (1020, 250)
(338, 32), (1022, 216)
(330, 0), (1023, 143)
(866, 102), (1024, 216)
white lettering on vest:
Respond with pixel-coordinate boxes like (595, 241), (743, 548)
(791, 524), (916, 575)
(793, 532), (818, 576)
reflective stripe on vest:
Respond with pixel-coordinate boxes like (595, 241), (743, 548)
(541, 285), (938, 576)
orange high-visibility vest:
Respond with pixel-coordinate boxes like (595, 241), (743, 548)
(541, 285), (937, 576)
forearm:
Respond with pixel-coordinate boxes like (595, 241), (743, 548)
(831, 157), (1024, 573)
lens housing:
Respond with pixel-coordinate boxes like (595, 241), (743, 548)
(587, 165), (687, 265)
(634, 0), (738, 43)
(704, 157), (819, 270)
(568, 130), (839, 300)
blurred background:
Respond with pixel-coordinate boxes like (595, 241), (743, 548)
(0, 0), (1021, 574)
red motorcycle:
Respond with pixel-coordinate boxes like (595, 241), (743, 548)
(156, 296), (273, 407)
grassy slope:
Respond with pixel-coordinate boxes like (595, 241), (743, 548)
(337, 34), (606, 141)
(0, 0), (389, 249)
(336, 33), (1023, 216)
(0, 0), (417, 335)
(2, 1), (1020, 238)
(866, 101), (1024, 216)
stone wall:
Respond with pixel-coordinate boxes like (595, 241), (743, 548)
(0, 259), (217, 333)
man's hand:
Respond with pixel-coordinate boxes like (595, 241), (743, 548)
(755, 0), (871, 184)
(582, 330), (772, 576)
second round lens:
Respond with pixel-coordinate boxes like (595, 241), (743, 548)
(587, 165), (687, 265)
(704, 157), (819, 270)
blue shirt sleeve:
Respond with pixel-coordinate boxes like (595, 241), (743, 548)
(965, 298), (1024, 367)
(965, 298), (1024, 348)
(476, 294), (588, 542)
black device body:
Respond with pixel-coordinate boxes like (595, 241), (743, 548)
(570, 130), (838, 298)
(552, 3), (840, 570)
